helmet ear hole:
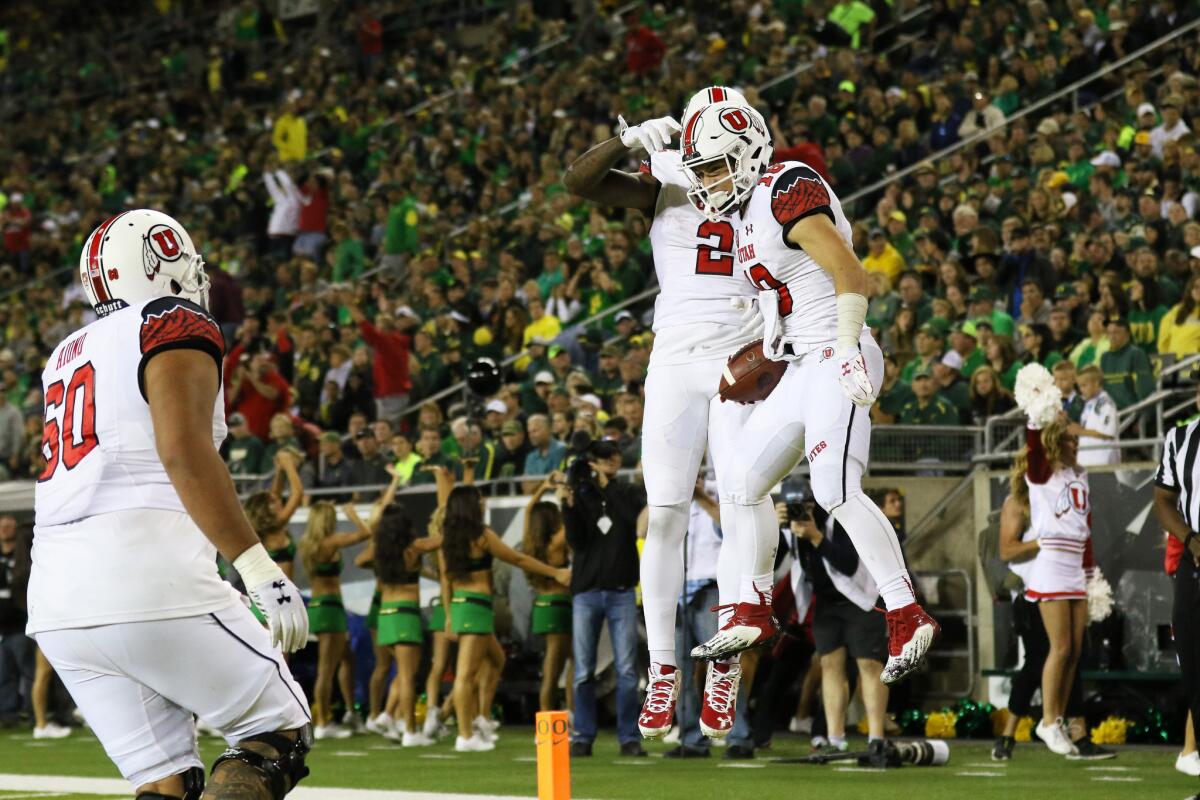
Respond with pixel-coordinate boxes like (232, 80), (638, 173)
(170, 279), (182, 294)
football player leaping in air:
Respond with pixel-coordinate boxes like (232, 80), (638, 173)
(679, 103), (939, 684)
(28, 210), (312, 799)
(563, 86), (779, 743)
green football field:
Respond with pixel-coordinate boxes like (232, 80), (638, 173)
(0, 727), (1193, 799)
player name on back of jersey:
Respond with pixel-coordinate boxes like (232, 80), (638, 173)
(55, 333), (88, 370)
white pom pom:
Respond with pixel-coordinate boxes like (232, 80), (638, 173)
(1014, 363), (1062, 428)
(1086, 571), (1114, 623)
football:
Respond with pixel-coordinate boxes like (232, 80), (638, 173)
(718, 339), (788, 404)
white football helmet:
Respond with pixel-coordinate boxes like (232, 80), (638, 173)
(681, 85), (747, 131)
(79, 209), (209, 316)
(680, 104), (773, 221)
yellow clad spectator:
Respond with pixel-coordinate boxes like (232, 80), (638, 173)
(1159, 273), (1200, 359)
(272, 100), (307, 163)
(863, 228), (905, 286)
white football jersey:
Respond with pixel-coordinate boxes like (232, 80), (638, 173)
(1026, 466), (1091, 548)
(732, 160), (858, 359)
(1077, 390), (1120, 467)
(28, 296), (237, 633)
(646, 150), (760, 366)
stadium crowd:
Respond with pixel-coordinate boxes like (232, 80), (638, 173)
(0, 1), (1197, 487)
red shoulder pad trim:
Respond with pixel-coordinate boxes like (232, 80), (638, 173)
(770, 165), (831, 226)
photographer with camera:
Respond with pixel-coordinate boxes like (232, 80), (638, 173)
(556, 433), (647, 758)
(785, 482), (889, 761)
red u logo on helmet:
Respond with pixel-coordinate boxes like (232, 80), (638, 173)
(719, 109), (750, 133)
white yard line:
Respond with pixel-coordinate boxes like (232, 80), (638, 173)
(0, 775), (536, 800)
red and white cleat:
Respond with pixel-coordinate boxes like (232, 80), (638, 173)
(699, 661), (741, 739)
(690, 602), (779, 661)
(638, 663), (679, 739)
(880, 603), (940, 685)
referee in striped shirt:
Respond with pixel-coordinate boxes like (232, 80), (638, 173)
(1155, 391), (1200, 786)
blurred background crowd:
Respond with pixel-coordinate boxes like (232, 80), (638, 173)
(0, 0), (1197, 489)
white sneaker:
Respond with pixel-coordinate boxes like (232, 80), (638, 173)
(422, 706), (443, 739)
(366, 712), (393, 736)
(662, 726), (680, 745)
(314, 723), (353, 740)
(455, 733), (495, 752)
(403, 730), (435, 747)
(1176, 751), (1200, 777)
(1035, 719), (1076, 756)
(473, 715), (498, 743)
(33, 723), (71, 740)
(341, 711), (366, 735)
(789, 716), (813, 734)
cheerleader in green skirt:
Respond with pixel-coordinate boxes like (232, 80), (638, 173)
(522, 475), (573, 713)
(356, 471), (405, 735)
(298, 501), (373, 739)
(371, 501), (443, 745)
(438, 478), (570, 752)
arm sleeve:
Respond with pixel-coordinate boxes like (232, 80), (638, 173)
(1134, 349), (1155, 400)
(137, 297), (225, 403)
(769, 164), (834, 246)
(1158, 307), (1177, 354)
(263, 171), (283, 202)
(1097, 399), (1119, 440)
(358, 320), (380, 347)
(1026, 426), (1053, 484)
(818, 522), (860, 577)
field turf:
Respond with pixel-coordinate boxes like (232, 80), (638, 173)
(0, 727), (1192, 799)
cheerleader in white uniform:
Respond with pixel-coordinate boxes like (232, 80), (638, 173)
(1021, 414), (1095, 756)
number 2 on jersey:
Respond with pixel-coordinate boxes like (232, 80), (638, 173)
(748, 264), (794, 315)
(38, 362), (99, 482)
(695, 220), (735, 276)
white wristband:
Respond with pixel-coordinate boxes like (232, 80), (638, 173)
(233, 542), (284, 588)
(835, 292), (868, 354)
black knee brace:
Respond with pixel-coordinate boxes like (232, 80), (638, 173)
(135, 766), (204, 800)
(211, 727), (311, 799)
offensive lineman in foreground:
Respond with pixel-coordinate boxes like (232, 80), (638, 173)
(563, 86), (774, 741)
(680, 103), (939, 683)
(28, 210), (312, 799)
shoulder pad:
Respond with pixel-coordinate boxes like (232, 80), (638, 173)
(769, 163), (831, 226)
(140, 297), (224, 357)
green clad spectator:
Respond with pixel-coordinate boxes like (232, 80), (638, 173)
(827, 0), (876, 49)
(886, 210), (916, 265)
(1070, 309), (1111, 368)
(537, 250), (568, 301)
(1100, 317), (1155, 409)
(1127, 276), (1169, 354)
(262, 413), (303, 469)
(947, 320), (986, 378)
(223, 412), (265, 476)
(390, 433), (422, 486)
(897, 271), (934, 326)
(409, 428), (450, 487)
(872, 352), (914, 426)
(901, 318), (948, 384)
(330, 221), (365, 282)
(385, 189), (420, 256)
(592, 345), (625, 404)
(409, 328), (446, 402)
(984, 335), (1022, 391)
(967, 366), (1016, 425)
(898, 369), (959, 426)
(932, 358), (970, 423)
(1018, 323), (1063, 371)
(967, 284), (1015, 338)
(868, 272), (900, 326)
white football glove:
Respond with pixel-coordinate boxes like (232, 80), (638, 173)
(618, 115), (681, 154)
(235, 543), (310, 653)
(837, 350), (877, 407)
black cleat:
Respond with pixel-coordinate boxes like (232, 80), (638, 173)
(664, 745), (710, 758)
(992, 736), (1015, 761)
(1066, 739), (1116, 761)
(569, 741), (592, 757)
(724, 743), (756, 759)
(619, 741), (647, 757)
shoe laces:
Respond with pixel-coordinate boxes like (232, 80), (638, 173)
(710, 603), (738, 627)
(644, 670), (676, 714)
(706, 667), (738, 715)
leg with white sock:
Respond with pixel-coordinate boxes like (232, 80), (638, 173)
(641, 502), (690, 667)
(735, 499), (781, 605)
(804, 337), (938, 683)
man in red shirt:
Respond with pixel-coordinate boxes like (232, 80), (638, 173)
(345, 294), (413, 427)
(294, 172), (330, 260)
(624, 13), (664, 76)
(3, 193), (32, 272)
(228, 351), (292, 440)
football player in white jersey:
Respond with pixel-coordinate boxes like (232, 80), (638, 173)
(678, 103), (939, 684)
(28, 210), (312, 799)
(563, 86), (777, 740)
